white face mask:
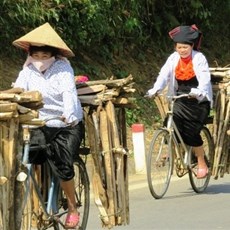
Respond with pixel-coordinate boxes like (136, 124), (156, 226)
(30, 56), (55, 72)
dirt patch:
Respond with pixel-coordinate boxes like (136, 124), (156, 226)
(0, 57), (23, 89)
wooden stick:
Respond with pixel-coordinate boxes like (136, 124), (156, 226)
(0, 103), (17, 112)
(87, 111), (110, 226)
(105, 101), (122, 224)
(77, 74), (133, 88)
(118, 108), (129, 225)
(99, 109), (116, 226)
(217, 99), (230, 177)
(92, 173), (110, 227)
(0, 87), (24, 94)
(77, 85), (107, 95)
(209, 67), (230, 71)
(0, 112), (14, 120)
(211, 72), (230, 77)
(213, 91), (224, 178)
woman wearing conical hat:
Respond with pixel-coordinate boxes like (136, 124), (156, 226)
(13, 22), (82, 229)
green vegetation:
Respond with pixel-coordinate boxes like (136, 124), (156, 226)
(0, 0), (229, 126)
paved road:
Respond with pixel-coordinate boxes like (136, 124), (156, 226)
(86, 173), (230, 230)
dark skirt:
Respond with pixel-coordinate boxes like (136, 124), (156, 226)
(40, 122), (84, 181)
(173, 97), (210, 146)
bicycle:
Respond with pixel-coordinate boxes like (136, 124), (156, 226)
(146, 94), (214, 199)
(15, 117), (90, 229)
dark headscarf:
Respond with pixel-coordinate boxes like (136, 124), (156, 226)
(169, 25), (202, 50)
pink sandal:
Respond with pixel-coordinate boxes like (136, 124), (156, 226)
(197, 168), (208, 179)
(65, 213), (80, 229)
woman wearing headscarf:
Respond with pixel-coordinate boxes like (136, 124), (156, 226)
(13, 22), (83, 229)
(147, 25), (213, 179)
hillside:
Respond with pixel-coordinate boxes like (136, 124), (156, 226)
(0, 44), (229, 127)
(1, 47), (163, 88)
(0, 46), (164, 125)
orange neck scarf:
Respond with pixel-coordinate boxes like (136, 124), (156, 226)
(175, 56), (195, 80)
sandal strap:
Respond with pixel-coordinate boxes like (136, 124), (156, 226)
(65, 213), (80, 228)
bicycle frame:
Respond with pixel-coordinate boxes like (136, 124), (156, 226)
(17, 116), (90, 229)
(164, 94), (193, 172)
(146, 93), (212, 199)
(19, 125), (67, 228)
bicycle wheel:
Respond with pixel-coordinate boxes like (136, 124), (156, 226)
(55, 158), (90, 230)
(74, 158), (90, 230)
(189, 126), (214, 193)
(147, 129), (173, 199)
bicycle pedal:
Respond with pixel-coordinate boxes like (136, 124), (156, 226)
(176, 169), (187, 177)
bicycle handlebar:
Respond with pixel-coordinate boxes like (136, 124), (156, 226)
(44, 116), (64, 122)
(167, 94), (190, 100)
(145, 93), (191, 100)
(21, 116), (64, 128)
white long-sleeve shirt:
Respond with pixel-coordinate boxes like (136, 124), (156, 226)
(148, 50), (213, 107)
(14, 59), (83, 127)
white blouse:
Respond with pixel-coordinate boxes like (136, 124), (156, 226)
(14, 59), (83, 127)
(148, 50), (213, 107)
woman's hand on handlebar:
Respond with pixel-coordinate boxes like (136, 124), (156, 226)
(144, 93), (155, 98)
(145, 89), (160, 98)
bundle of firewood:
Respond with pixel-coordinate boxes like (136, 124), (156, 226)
(0, 87), (44, 124)
(0, 88), (44, 230)
(210, 67), (230, 179)
(0, 75), (135, 229)
(76, 74), (136, 107)
(77, 75), (135, 228)
(210, 67), (230, 83)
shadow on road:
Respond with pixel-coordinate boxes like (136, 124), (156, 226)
(205, 182), (230, 194)
(152, 181), (230, 200)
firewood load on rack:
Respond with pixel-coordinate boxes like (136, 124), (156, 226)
(0, 88), (43, 230)
(75, 74), (135, 228)
(152, 66), (230, 180)
(210, 67), (230, 179)
(0, 75), (135, 229)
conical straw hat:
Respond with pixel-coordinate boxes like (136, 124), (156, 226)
(13, 22), (75, 57)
